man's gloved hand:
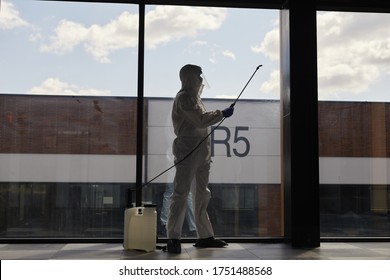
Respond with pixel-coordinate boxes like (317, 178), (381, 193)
(222, 107), (234, 118)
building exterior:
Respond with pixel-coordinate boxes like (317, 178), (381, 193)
(1, 94), (389, 240)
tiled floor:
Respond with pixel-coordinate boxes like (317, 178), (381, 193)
(1, 242), (390, 260)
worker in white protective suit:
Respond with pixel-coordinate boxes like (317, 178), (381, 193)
(166, 64), (234, 253)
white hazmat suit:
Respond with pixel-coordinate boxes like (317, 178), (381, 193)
(166, 64), (233, 253)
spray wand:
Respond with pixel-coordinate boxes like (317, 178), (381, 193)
(230, 64), (262, 108)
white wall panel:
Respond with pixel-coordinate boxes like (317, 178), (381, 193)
(0, 154), (136, 183)
(147, 99), (281, 184)
(319, 157), (390, 185)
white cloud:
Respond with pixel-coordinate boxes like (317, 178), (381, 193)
(146, 6), (226, 48)
(40, 12), (138, 63)
(29, 32), (43, 42)
(252, 22), (280, 98)
(29, 78), (111, 96)
(186, 40), (235, 64)
(40, 20), (89, 54)
(255, 12), (390, 99)
(316, 12), (390, 98)
(260, 70), (280, 97)
(40, 6), (227, 63)
(251, 28), (279, 61)
(0, 0), (29, 30)
(222, 50), (236, 60)
(193, 40), (207, 46)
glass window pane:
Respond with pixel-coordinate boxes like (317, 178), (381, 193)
(1, 0), (138, 96)
(317, 11), (390, 237)
(0, 0), (138, 238)
(143, 6), (282, 238)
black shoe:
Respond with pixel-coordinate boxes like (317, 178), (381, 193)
(194, 237), (228, 248)
(167, 239), (182, 254)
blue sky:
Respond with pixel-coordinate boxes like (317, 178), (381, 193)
(1, 0), (390, 101)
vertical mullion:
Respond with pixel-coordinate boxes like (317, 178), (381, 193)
(136, 2), (145, 207)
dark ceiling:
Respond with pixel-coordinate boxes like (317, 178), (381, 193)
(42, 0), (390, 12)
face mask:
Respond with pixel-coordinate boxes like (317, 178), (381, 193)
(197, 72), (210, 97)
(197, 84), (205, 97)
(200, 73), (210, 89)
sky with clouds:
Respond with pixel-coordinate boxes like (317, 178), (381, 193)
(1, 0), (390, 101)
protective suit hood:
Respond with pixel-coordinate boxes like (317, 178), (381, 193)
(179, 64), (203, 95)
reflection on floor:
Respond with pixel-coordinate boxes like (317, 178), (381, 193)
(1, 242), (390, 260)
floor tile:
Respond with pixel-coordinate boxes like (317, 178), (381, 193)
(0, 250), (58, 260)
(2, 243), (66, 251)
(122, 250), (191, 260)
(248, 247), (320, 260)
(316, 242), (361, 250)
(353, 242), (390, 249)
(185, 244), (257, 260)
(368, 248), (390, 257)
(315, 248), (382, 259)
(0, 242), (389, 260)
(62, 243), (122, 251)
(51, 250), (123, 260)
